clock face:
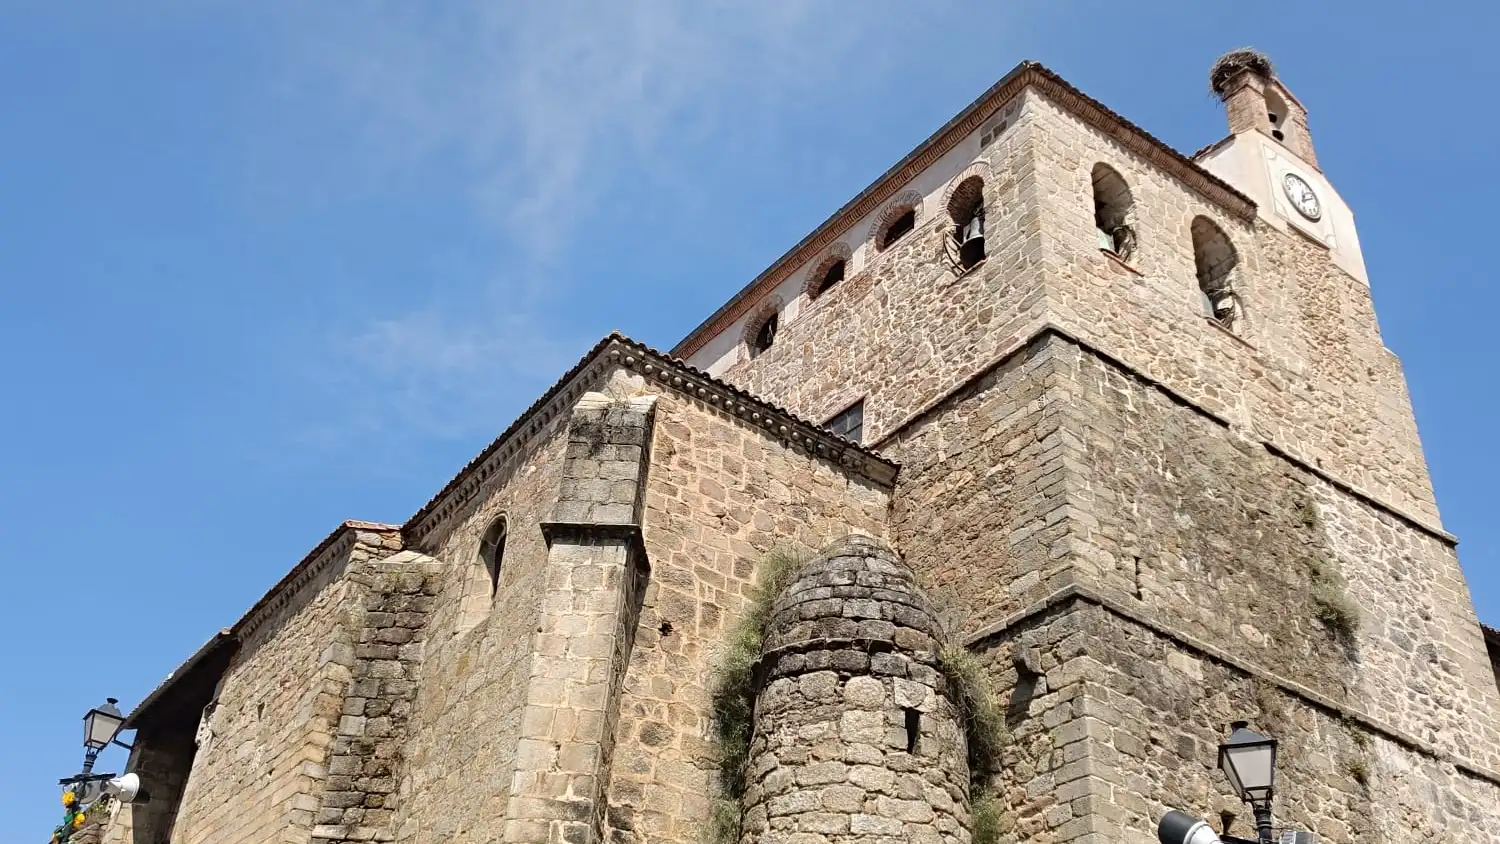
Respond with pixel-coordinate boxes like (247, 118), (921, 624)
(1282, 173), (1322, 221)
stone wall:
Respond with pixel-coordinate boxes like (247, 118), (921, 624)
(1024, 89), (1438, 525)
(883, 333), (1072, 632)
(391, 419), (572, 844)
(98, 723), (198, 844)
(1039, 335), (1500, 771)
(716, 90), (1046, 445)
(714, 83), (1439, 533)
(168, 526), (401, 844)
(311, 551), (443, 844)
(602, 379), (894, 844)
(885, 327), (1500, 841)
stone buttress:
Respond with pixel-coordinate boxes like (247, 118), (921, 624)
(502, 390), (656, 844)
(741, 535), (970, 844)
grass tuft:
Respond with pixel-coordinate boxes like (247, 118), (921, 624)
(1311, 579), (1361, 646)
(704, 549), (806, 842)
(1343, 757), (1371, 788)
(971, 791), (1004, 844)
(939, 646), (1009, 780)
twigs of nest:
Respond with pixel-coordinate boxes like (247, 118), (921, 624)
(1210, 48), (1274, 96)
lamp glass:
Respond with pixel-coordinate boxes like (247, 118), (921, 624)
(84, 699), (125, 751)
(1218, 723), (1277, 802)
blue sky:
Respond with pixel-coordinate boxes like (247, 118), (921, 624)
(2, 0), (1495, 835)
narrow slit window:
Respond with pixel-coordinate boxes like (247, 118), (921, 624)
(904, 708), (921, 754)
(480, 517), (507, 597)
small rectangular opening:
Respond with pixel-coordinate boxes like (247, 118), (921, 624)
(904, 707), (921, 754)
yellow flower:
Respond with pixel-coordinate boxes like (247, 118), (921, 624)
(62, 790), (77, 807)
(74, 813), (87, 828)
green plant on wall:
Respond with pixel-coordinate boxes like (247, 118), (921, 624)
(1294, 494), (1361, 652)
(939, 646), (1009, 844)
(704, 549), (1010, 844)
(706, 549), (805, 843)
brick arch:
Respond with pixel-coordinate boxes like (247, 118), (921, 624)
(940, 164), (988, 221)
(740, 295), (785, 356)
(1190, 215), (1244, 330)
(802, 242), (853, 299)
(868, 189), (925, 252)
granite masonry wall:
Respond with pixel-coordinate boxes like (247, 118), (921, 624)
(1024, 89), (1438, 525)
(311, 550), (443, 844)
(603, 375), (894, 844)
(715, 90), (1046, 444)
(391, 418), (572, 844)
(1042, 336), (1500, 772)
(973, 599), (1500, 844)
(101, 724), (198, 844)
(168, 526), (403, 844)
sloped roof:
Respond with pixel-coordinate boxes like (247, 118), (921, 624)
(404, 331), (899, 541)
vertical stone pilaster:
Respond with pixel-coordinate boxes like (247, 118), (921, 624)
(311, 551), (442, 844)
(502, 392), (656, 844)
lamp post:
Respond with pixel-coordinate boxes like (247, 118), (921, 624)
(1218, 721), (1279, 844)
(81, 699), (126, 776)
(61, 698), (132, 798)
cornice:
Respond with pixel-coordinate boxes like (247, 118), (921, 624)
(234, 520), (402, 641)
(404, 332), (900, 544)
(672, 61), (1257, 360)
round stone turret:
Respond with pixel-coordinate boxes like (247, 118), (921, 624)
(741, 534), (970, 844)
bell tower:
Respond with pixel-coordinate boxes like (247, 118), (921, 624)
(1195, 49), (1368, 283)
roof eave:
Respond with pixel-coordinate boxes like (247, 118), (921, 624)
(123, 629), (236, 731)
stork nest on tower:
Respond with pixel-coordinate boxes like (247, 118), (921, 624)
(1210, 48), (1274, 95)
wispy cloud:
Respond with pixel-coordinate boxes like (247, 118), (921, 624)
(247, 1), (927, 447)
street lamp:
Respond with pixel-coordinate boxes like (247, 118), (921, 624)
(1218, 721), (1278, 844)
(81, 699), (126, 774)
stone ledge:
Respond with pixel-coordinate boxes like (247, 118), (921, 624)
(874, 320), (1455, 545)
(539, 521), (648, 566)
(963, 583), (1500, 789)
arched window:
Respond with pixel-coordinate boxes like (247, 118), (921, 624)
(946, 175), (986, 271)
(1191, 217), (1240, 329)
(878, 208), (916, 251)
(1092, 164), (1135, 260)
(750, 311), (778, 358)
(479, 516), (507, 597)
(811, 259), (845, 298)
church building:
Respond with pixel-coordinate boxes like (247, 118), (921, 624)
(91, 52), (1500, 844)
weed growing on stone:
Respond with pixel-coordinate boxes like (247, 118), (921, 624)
(1311, 577), (1361, 647)
(705, 549), (806, 842)
(939, 646), (1009, 779)
(971, 791), (1004, 844)
(706, 797), (741, 844)
(939, 644), (1009, 843)
(1343, 757), (1371, 788)
(1296, 495), (1321, 531)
